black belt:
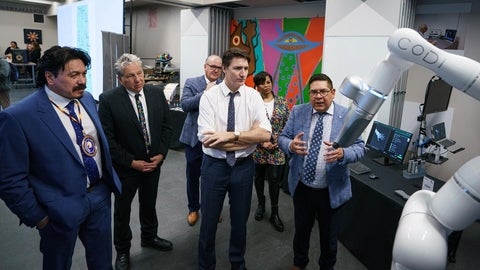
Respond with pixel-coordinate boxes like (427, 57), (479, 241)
(208, 154), (252, 163)
(299, 181), (327, 191)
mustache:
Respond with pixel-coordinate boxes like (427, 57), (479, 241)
(73, 84), (87, 91)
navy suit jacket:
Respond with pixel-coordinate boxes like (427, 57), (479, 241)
(0, 89), (121, 230)
(279, 102), (366, 208)
(179, 75), (221, 147)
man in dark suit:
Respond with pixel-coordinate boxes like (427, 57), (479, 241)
(279, 73), (366, 270)
(98, 53), (173, 270)
(0, 46), (122, 269)
(180, 54), (222, 226)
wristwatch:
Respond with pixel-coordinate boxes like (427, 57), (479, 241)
(234, 131), (240, 141)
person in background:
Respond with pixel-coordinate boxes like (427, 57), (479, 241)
(0, 46), (122, 269)
(0, 57), (12, 110)
(418, 24), (429, 39)
(4, 41), (18, 56)
(180, 54), (223, 226)
(98, 53), (173, 270)
(279, 73), (366, 270)
(27, 41), (41, 64)
(252, 71), (289, 232)
(197, 47), (272, 270)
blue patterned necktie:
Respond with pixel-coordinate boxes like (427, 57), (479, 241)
(135, 94), (151, 153)
(65, 100), (100, 184)
(226, 92), (237, 167)
(303, 113), (325, 184)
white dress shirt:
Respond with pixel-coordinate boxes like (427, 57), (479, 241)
(197, 82), (272, 159)
(126, 89), (151, 138)
(303, 103), (335, 188)
(46, 87), (103, 186)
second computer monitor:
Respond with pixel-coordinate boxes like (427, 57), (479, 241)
(422, 76), (453, 116)
(365, 121), (413, 165)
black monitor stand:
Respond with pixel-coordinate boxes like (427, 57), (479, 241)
(372, 156), (395, 166)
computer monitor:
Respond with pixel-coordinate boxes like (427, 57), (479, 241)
(365, 121), (413, 165)
(11, 49), (28, 63)
(444, 29), (457, 42)
(422, 76), (453, 116)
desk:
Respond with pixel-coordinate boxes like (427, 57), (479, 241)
(338, 154), (444, 269)
(13, 63), (36, 88)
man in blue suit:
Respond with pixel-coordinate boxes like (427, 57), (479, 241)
(179, 54), (222, 226)
(279, 73), (366, 270)
(0, 46), (122, 269)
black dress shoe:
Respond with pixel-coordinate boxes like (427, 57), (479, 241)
(254, 204), (265, 221)
(270, 214), (284, 232)
(141, 236), (173, 251)
(115, 252), (129, 270)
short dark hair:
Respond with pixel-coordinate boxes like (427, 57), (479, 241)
(307, 73), (333, 89)
(222, 47), (250, 68)
(253, 71), (273, 88)
(36, 46), (91, 87)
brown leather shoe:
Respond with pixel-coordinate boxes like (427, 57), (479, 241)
(187, 211), (199, 226)
(290, 266), (305, 270)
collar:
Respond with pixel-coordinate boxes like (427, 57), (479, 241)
(220, 81), (242, 97)
(311, 102), (335, 116)
(45, 86), (76, 108)
(125, 88), (144, 98)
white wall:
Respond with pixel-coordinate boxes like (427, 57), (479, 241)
(57, 0), (124, 99)
(0, 10), (58, 57)
(126, 5), (182, 69)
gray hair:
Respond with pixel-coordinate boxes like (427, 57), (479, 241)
(114, 53), (142, 76)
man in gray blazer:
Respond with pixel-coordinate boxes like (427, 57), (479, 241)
(179, 55), (222, 226)
(279, 73), (366, 270)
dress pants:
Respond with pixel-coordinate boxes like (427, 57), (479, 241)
(198, 154), (254, 270)
(38, 182), (113, 270)
(185, 142), (203, 212)
(114, 168), (161, 253)
(292, 181), (342, 270)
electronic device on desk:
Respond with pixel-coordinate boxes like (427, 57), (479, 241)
(443, 29), (457, 42)
(430, 122), (464, 153)
(348, 161), (371, 175)
(422, 76), (452, 117)
(11, 49), (28, 63)
(365, 121), (413, 166)
(414, 76), (453, 158)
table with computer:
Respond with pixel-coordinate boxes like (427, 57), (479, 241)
(340, 75), (463, 269)
(340, 119), (451, 269)
(10, 49), (36, 87)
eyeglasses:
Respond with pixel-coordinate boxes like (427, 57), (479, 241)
(206, 63), (222, 71)
(309, 89), (332, 97)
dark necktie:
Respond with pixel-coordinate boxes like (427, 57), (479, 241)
(303, 113), (325, 184)
(135, 94), (151, 153)
(226, 92), (237, 166)
(66, 100), (100, 184)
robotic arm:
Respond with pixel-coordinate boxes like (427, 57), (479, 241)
(332, 28), (480, 270)
(333, 28), (480, 149)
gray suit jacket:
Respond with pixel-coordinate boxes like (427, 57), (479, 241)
(279, 102), (366, 208)
(179, 75), (221, 147)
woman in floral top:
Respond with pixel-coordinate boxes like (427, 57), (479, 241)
(252, 71), (290, 232)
